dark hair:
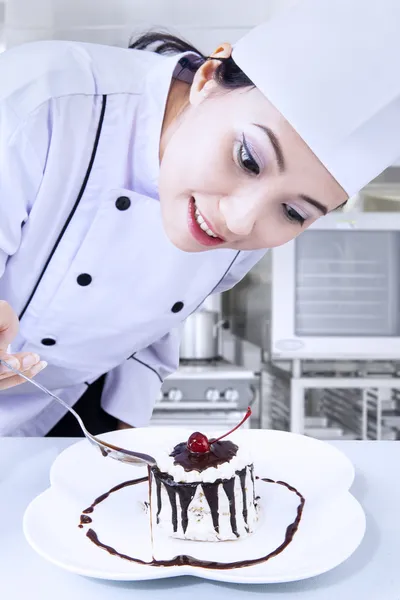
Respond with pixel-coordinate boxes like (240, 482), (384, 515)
(129, 32), (254, 90)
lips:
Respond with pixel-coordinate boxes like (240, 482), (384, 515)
(194, 204), (219, 238)
(187, 198), (224, 247)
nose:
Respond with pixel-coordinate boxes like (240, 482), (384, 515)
(220, 194), (262, 237)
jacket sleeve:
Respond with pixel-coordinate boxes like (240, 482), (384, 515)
(211, 249), (267, 295)
(100, 327), (182, 427)
(0, 101), (44, 277)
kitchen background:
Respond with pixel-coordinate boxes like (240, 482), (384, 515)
(2, 0), (400, 440)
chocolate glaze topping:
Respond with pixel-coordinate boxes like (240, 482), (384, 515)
(170, 439), (238, 473)
(79, 474), (305, 570)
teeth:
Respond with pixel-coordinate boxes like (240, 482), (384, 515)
(194, 204), (218, 238)
(195, 211), (205, 225)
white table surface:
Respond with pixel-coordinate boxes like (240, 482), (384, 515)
(0, 438), (398, 599)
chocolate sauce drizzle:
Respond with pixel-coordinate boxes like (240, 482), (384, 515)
(78, 515), (92, 528)
(78, 475), (148, 528)
(170, 439), (238, 472)
(79, 474), (305, 570)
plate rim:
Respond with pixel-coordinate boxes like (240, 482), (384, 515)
(23, 486), (366, 584)
(23, 428), (365, 584)
(49, 428), (356, 494)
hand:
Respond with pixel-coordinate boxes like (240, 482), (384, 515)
(0, 300), (47, 390)
(117, 420), (134, 430)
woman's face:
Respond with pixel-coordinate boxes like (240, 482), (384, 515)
(158, 45), (348, 253)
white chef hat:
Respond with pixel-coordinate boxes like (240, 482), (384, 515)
(232, 0), (400, 197)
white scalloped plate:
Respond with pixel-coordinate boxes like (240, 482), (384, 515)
(23, 428), (365, 584)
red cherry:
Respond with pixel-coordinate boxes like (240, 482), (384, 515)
(187, 432), (210, 453)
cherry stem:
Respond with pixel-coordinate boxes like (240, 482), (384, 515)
(212, 406), (252, 444)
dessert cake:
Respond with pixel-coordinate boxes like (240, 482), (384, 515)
(149, 408), (259, 542)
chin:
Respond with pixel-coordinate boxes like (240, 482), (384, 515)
(169, 237), (204, 253)
(162, 218), (199, 252)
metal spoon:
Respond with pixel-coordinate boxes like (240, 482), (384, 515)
(0, 359), (156, 467)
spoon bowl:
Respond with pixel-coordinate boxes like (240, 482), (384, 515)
(0, 359), (157, 468)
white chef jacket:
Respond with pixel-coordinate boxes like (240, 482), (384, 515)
(0, 40), (266, 436)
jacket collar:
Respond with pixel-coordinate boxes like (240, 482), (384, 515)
(132, 51), (201, 200)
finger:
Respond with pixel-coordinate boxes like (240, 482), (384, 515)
(0, 301), (19, 353)
(0, 361), (47, 391)
(0, 352), (40, 377)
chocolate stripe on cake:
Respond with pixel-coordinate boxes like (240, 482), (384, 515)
(176, 486), (198, 534)
(222, 477), (239, 538)
(250, 465), (256, 504)
(201, 482), (220, 534)
(152, 467), (253, 538)
(163, 483), (179, 533)
(237, 467), (249, 532)
(155, 477), (162, 525)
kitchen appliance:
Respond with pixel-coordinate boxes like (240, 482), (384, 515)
(262, 360), (400, 440)
(179, 310), (228, 361)
(149, 357), (260, 430)
(228, 211), (400, 361)
(271, 212), (400, 360)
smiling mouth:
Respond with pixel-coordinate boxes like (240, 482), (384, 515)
(193, 204), (219, 238)
(188, 198), (225, 247)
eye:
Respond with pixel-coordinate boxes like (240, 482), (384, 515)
(283, 204), (306, 226)
(237, 135), (260, 176)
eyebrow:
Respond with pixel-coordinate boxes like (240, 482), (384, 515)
(299, 195), (328, 215)
(254, 123), (328, 216)
(254, 123), (286, 172)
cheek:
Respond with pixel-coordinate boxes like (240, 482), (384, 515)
(161, 116), (234, 193)
(266, 230), (301, 248)
(240, 207), (310, 250)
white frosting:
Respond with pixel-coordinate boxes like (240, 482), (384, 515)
(150, 436), (260, 542)
(153, 439), (253, 484)
(151, 465), (259, 542)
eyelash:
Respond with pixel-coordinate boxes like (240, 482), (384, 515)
(283, 204), (306, 226)
(237, 135), (260, 176)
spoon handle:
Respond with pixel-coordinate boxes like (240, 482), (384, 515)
(0, 360), (72, 410)
(0, 359), (157, 467)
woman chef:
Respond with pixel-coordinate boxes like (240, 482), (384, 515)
(0, 0), (398, 436)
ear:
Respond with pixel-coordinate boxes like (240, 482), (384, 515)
(189, 43), (232, 107)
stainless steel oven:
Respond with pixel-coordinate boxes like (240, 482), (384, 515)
(227, 212), (400, 361)
(149, 358), (260, 430)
